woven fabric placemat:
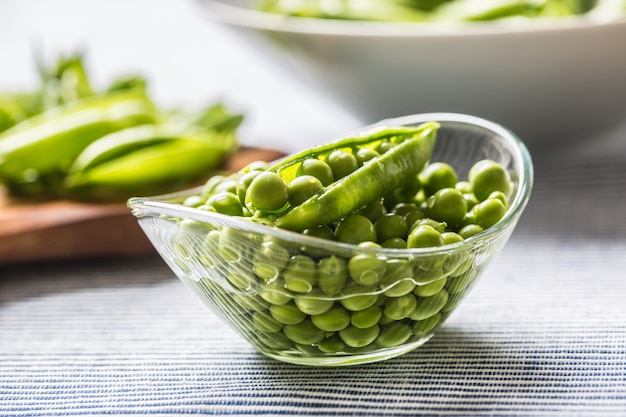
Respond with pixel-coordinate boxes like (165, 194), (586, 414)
(2, 129), (626, 416)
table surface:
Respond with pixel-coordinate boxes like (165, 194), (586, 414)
(2, 1), (626, 416)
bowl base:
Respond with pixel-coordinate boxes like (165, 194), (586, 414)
(257, 335), (434, 367)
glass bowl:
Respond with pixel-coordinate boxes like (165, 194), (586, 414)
(128, 113), (533, 366)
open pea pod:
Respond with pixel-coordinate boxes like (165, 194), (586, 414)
(249, 121), (439, 231)
(64, 124), (238, 201)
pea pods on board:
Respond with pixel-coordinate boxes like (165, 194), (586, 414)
(64, 124), (238, 200)
(0, 89), (158, 195)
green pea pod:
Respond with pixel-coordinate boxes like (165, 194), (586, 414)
(67, 124), (173, 173)
(0, 89), (158, 190)
(273, 122), (439, 231)
(64, 127), (238, 200)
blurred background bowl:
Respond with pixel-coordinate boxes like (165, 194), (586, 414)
(196, 0), (626, 147)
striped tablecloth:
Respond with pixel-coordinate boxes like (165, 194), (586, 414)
(2, 128), (626, 416)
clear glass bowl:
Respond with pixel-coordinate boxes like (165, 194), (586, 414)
(128, 113), (533, 366)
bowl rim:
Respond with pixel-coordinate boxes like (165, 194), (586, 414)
(196, 0), (626, 38)
(128, 112), (534, 258)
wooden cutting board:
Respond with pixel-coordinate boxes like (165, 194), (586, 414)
(0, 147), (285, 265)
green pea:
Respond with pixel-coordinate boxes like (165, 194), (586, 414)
(412, 313), (441, 336)
(318, 334), (346, 353)
(283, 319), (326, 345)
(446, 268), (478, 295)
(311, 305), (351, 332)
(197, 204), (217, 213)
(288, 175), (324, 206)
(413, 277), (447, 297)
(183, 194), (204, 207)
(469, 159), (511, 201)
(339, 324), (380, 348)
(335, 214), (377, 244)
(404, 210), (427, 229)
(441, 292), (464, 313)
(458, 224), (484, 239)
(327, 149), (359, 179)
(442, 251), (468, 276)
(296, 158), (334, 186)
(377, 322), (413, 348)
(236, 169), (262, 206)
(442, 231), (464, 245)
(380, 259), (415, 297)
(294, 289), (334, 315)
(255, 332), (293, 350)
(269, 301), (306, 325)
(448, 255), (474, 278)
(419, 162), (458, 196)
(217, 228), (247, 263)
(455, 180), (473, 194)
(302, 224), (335, 241)
(391, 202), (420, 216)
(340, 283), (379, 312)
(283, 255), (317, 293)
(474, 198), (507, 229)
(213, 178), (239, 196)
(463, 192), (480, 209)
(347, 252), (387, 286)
(355, 147), (380, 165)
(202, 174), (228, 197)
(232, 294), (269, 313)
(412, 262), (445, 284)
(252, 240), (290, 282)
(412, 218), (447, 234)
(174, 219), (210, 257)
(258, 279), (291, 306)
(243, 160), (270, 173)
(317, 255), (349, 296)
(359, 199), (387, 222)
(388, 174), (422, 205)
(384, 293), (418, 320)
(350, 305), (382, 328)
(378, 313), (395, 325)
(407, 224), (444, 248)
(247, 171), (289, 212)
(225, 268), (256, 291)
(426, 188), (467, 228)
(381, 237), (407, 249)
(206, 191), (244, 217)
(200, 230), (220, 267)
(409, 289), (449, 321)
(375, 213), (409, 243)
(376, 140), (395, 154)
(252, 311), (283, 333)
(488, 190), (509, 208)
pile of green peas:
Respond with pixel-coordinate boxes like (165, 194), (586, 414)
(178, 130), (513, 357)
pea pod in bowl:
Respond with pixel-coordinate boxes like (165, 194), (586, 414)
(252, 122), (439, 231)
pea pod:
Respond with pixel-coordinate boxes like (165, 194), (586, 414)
(271, 122), (439, 231)
(0, 89), (158, 192)
(64, 125), (238, 200)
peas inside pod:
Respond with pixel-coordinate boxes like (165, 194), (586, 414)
(174, 122), (514, 361)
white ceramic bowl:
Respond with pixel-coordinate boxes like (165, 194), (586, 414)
(197, 0), (626, 144)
